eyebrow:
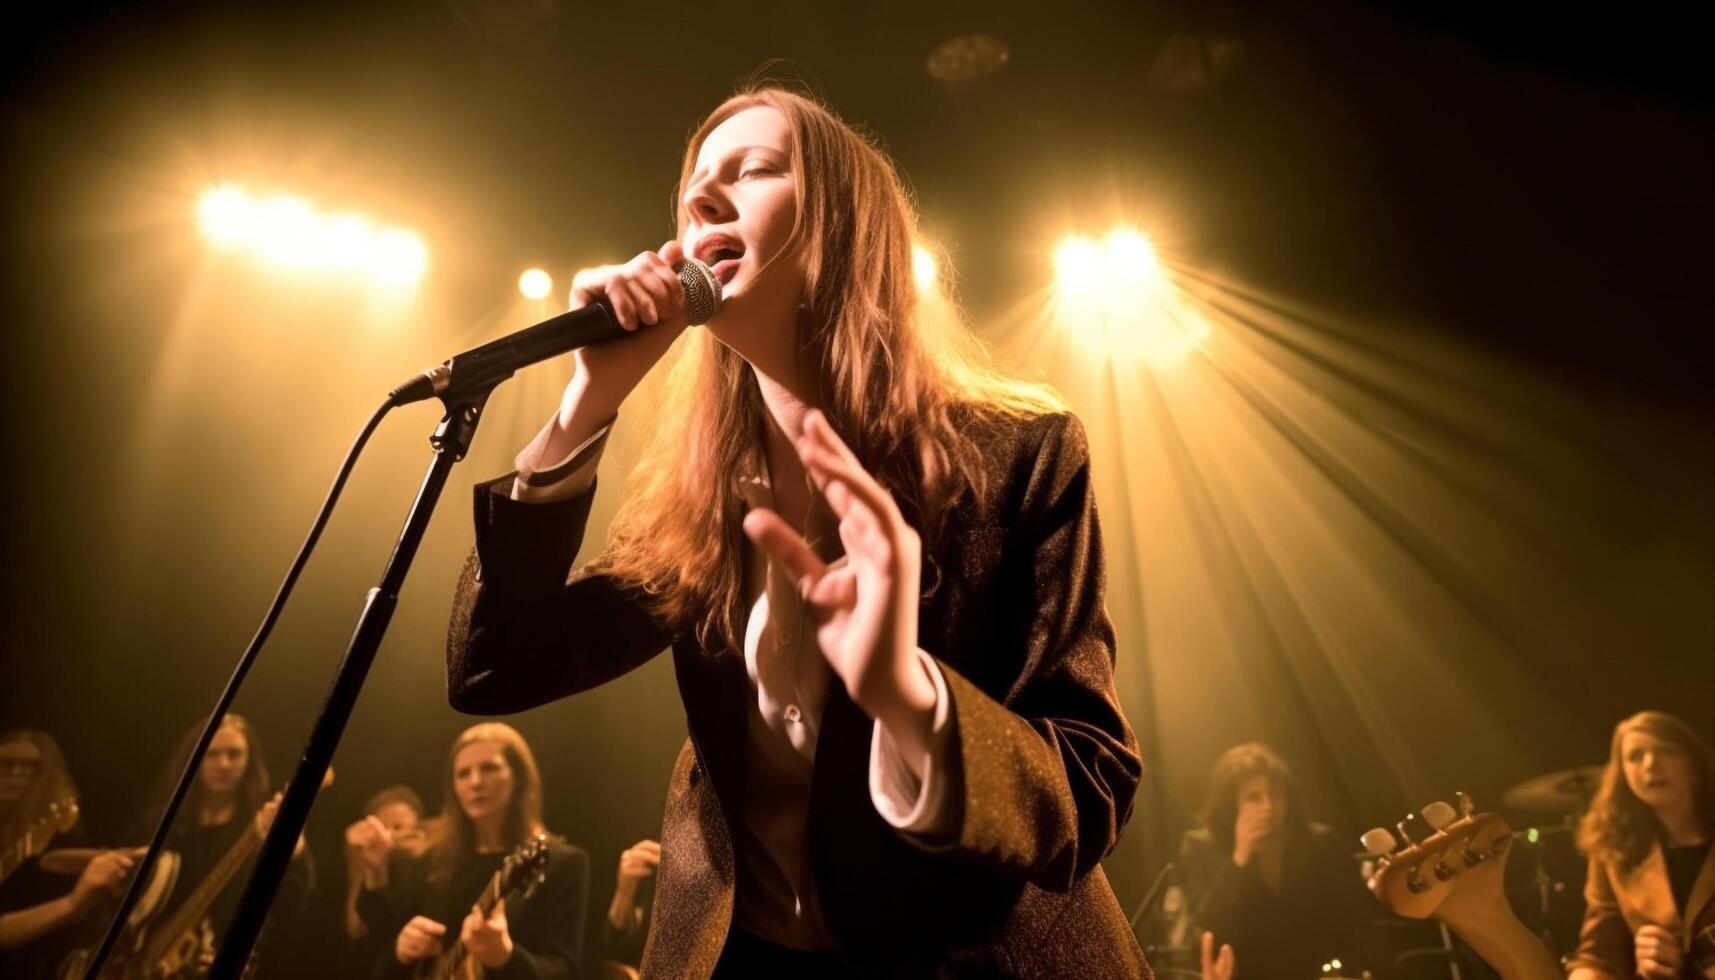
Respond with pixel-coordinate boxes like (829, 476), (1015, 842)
(687, 143), (789, 187)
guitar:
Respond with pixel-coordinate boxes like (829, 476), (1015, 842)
(1364, 793), (1561, 980)
(2, 793), (80, 881)
(65, 768), (332, 980)
(413, 834), (553, 980)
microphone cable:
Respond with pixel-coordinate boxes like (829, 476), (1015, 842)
(81, 389), (407, 978)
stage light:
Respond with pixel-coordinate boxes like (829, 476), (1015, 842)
(322, 214), (376, 271)
(1053, 235), (1104, 294)
(198, 186), (255, 247)
(1101, 227), (1167, 292)
(255, 195), (322, 268)
(196, 184), (427, 286)
(1052, 226), (1206, 368)
(370, 229), (429, 286)
(518, 268), (553, 300)
(913, 245), (938, 291)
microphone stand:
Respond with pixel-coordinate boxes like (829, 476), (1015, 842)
(1127, 860), (1179, 933)
(207, 381), (497, 979)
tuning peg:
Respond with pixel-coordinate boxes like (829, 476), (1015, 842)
(1455, 792), (1474, 818)
(1360, 827), (1398, 856)
(1396, 812), (1428, 845)
(1421, 801), (1456, 830)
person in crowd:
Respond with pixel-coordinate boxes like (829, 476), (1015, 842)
(1568, 710), (1715, 980)
(1179, 742), (1378, 980)
(129, 713), (314, 978)
(353, 722), (587, 979)
(600, 838), (657, 973)
(0, 729), (133, 979)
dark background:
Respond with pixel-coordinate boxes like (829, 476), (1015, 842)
(2, 0), (1710, 973)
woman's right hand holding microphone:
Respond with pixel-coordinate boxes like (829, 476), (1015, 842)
(523, 241), (695, 471)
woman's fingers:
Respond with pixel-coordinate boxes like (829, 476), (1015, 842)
(623, 277), (660, 326)
(604, 278), (639, 330)
(835, 491), (886, 561)
(797, 412), (901, 527)
(742, 508), (827, 588)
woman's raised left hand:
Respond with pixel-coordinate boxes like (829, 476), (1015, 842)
(743, 410), (937, 768)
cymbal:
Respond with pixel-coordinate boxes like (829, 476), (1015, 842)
(1503, 765), (1603, 813)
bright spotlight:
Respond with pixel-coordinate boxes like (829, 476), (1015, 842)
(199, 186), (255, 247)
(321, 213), (376, 271)
(1052, 226), (1205, 368)
(196, 184), (428, 287)
(255, 195), (322, 268)
(518, 268), (553, 300)
(370, 229), (429, 286)
(912, 245), (938, 291)
(1053, 235), (1104, 294)
(1101, 227), (1167, 292)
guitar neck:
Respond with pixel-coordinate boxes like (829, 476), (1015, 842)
(1438, 890), (1562, 980)
(142, 819), (264, 967)
(428, 868), (507, 979)
(1, 799), (76, 880)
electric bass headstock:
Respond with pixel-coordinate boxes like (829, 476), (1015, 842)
(1361, 793), (1559, 980)
(1363, 792), (1513, 921)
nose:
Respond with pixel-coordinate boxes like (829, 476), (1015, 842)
(682, 173), (733, 226)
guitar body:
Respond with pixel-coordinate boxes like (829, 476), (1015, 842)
(69, 769), (331, 980)
(150, 918), (215, 980)
(57, 851), (181, 980)
(412, 948), (482, 980)
(407, 835), (554, 980)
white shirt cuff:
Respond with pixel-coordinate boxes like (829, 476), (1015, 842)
(868, 649), (954, 836)
(508, 418), (614, 503)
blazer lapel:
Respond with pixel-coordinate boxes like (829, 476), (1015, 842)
(1683, 844), (1715, 949)
(1617, 843), (1681, 932)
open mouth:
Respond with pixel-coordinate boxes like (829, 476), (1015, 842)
(697, 239), (745, 284)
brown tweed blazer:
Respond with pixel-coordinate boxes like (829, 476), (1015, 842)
(1568, 842), (1715, 979)
(446, 410), (1149, 979)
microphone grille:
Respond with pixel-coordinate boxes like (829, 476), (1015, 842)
(677, 258), (722, 324)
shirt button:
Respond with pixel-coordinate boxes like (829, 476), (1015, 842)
(783, 704), (802, 724)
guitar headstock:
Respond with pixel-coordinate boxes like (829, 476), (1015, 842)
(1364, 792), (1514, 921)
(499, 833), (553, 902)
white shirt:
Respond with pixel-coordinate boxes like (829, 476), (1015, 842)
(511, 418), (953, 950)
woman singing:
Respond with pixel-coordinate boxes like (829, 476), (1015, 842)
(352, 722), (588, 979)
(1568, 710), (1715, 980)
(447, 86), (1144, 977)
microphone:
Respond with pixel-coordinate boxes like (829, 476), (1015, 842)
(389, 257), (721, 406)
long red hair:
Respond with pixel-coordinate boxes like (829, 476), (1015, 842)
(597, 85), (1062, 652)
(417, 722), (546, 883)
(1577, 710), (1715, 870)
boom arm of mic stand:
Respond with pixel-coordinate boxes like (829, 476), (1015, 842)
(209, 387), (495, 979)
